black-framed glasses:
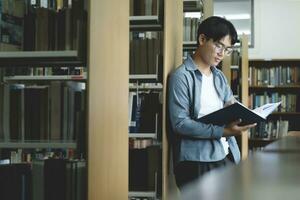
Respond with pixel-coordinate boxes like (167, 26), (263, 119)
(213, 42), (233, 56)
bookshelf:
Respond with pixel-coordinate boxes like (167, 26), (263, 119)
(128, 0), (161, 199)
(222, 34), (249, 160)
(1, 67), (87, 156)
(182, 0), (203, 59)
(129, 20), (163, 200)
(248, 59), (300, 148)
(0, 0), (88, 199)
(181, 0), (213, 58)
(0, 0), (87, 67)
(126, 0), (183, 199)
(129, 0), (164, 31)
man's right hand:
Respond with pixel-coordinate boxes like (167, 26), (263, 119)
(223, 119), (257, 137)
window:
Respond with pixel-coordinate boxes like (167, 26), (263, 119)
(214, 0), (254, 47)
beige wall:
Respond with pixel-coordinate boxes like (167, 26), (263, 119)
(249, 0), (300, 59)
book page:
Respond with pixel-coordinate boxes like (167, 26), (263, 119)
(253, 102), (281, 119)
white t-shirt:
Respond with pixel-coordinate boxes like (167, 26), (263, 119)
(198, 72), (229, 155)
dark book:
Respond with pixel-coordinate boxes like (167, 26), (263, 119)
(197, 101), (281, 126)
(35, 8), (49, 50)
(9, 84), (24, 140)
(129, 146), (161, 191)
(23, 7), (36, 51)
(50, 81), (62, 140)
(24, 86), (49, 140)
(129, 148), (148, 191)
(129, 93), (141, 133)
(0, 13), (23, 50)
(0, 163), (32, 200)
(139, 38), (148, 74)
(56, 9), (66, 50)
(44, 159), (67, 200)
(43, 158), (86, 200)
(139, 92), (160, 133)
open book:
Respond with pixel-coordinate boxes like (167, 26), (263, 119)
(197, 101), (281, 126)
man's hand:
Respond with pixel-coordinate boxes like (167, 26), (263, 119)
(223, 119), (257, 137)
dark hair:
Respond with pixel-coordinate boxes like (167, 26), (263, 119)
(196, 16), (238, 46)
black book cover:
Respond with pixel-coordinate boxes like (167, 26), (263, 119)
(197, 102), (281, 126)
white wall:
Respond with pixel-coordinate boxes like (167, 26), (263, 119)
(249, 0), (300, 59)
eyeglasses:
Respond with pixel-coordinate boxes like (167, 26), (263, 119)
(213, 42), (233, 56)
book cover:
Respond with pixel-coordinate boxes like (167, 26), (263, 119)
(197, 101), (281, 126)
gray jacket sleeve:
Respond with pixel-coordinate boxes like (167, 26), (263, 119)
(168, 73), (224, 139)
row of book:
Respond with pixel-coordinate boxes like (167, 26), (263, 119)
(0, 81), (86, 141)
(231, 67), (240, 96)
(183, 17), (200, 42)
(183, 0), (203, 11)
(249, 120), (289, 139)
(0, 148), (79, 164)
(130, 0), (158, 16)
(0, 158), (86, 200)
(130, 32), (162, 76)
(249, 66), (300, 86)
(0, 0), (86, 51)
(31, 0), (82, 10)
(0, 163), (31, 200)
(249, 93), (300, 112)
(183, 50), (195, 59)
(129, 138), (157, 149)
(227, 50), (241, 96)
(128, 91), (161, 134)
(4, 66), (86, 76)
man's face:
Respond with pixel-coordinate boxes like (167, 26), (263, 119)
(199, 34), (233, 67)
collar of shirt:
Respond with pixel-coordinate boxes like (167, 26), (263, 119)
(184, 55), (220, 76)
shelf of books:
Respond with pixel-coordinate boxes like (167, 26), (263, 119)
(248, 59), (300, 149)
(129, 31), (163, 82)
(129, 0), (163, 31)
(0, 0), (87, 67)
(129, 6), (163, 198)
(182, 0), (203, 59)
(0, 0), (88, 199)
(128, 0), (183, 199)
(0, 67), (87, 199)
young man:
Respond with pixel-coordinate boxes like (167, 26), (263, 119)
(168, 16), (256, 190)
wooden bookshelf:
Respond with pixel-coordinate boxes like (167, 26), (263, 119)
(88, 0), (129, 200)
(248, 58), (300, 148)
(126, 0), (183, 199)
(222, 34), (249, 160)
(240, 35), (249, 159)
(0, 1), (88, 199)
(0, 0), (87, 67)
(182, 0), (203, 56)
(163, 0), (183, 198)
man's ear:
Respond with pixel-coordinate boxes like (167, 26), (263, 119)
(198, 34), (206, 46)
